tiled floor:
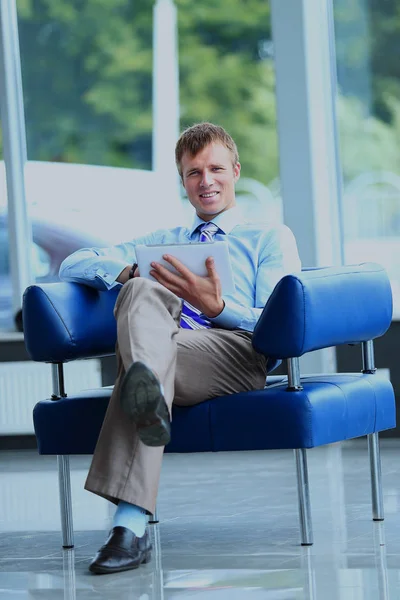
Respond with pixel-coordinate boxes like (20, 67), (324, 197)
(0, 439), (400, 598)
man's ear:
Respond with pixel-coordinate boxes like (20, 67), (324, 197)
(233, 162), (241, 183)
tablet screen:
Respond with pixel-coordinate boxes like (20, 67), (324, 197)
(135, 242), (235, 295)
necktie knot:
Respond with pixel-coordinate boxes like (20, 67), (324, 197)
(199, 222), (219, 242)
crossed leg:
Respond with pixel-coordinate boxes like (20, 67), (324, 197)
(85, 278), (267, 514)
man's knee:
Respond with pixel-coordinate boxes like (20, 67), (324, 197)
(114, 278), (161, 314)
(114, 277), (182, 322)
(114, 278), (144, 316)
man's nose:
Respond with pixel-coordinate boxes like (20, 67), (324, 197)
(200, 171), (213, 187)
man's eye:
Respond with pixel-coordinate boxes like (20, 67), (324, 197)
(212, 167), (222, 171)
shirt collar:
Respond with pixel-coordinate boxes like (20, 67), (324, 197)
(188, 205), (243, 237)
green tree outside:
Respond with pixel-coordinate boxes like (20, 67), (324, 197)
(7, 0), (400, 187)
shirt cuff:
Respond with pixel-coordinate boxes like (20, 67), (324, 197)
(92, 261), (128, 290)
(208, 298), (243, 330)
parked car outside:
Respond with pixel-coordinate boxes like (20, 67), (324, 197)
(0, 214), (108, 331)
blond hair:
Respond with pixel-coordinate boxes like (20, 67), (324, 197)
(175, 122), (239, 177)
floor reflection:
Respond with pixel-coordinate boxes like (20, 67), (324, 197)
(3, 525), (397, 599)
(374, 522), (390, 600)
(54, 526), (394, 599)
(1, 442), (400, 598)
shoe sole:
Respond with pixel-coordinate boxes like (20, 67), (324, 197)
(89, 550), (152, 574)
(119, 362), (171, 447)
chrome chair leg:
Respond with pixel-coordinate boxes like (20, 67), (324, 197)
(62, 548), (76, 600)
(58, 455), (74, 548)
(148, 507), (159, 524)
(368, 432), (384, 521)
(294, 449), (313, 545)
(152, 513), (164, 600)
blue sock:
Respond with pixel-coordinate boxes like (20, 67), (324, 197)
(113, 501), (147, 537)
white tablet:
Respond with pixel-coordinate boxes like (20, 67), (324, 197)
(135, 241), (236, 295)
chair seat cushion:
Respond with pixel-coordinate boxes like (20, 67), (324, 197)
(33, 373), (395, 455)
(206, 373), (395, 451)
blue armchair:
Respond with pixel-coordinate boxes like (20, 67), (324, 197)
(22, 263), (396, 549)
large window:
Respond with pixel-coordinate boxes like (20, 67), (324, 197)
(15, 0), (280, 236)
(176, 1), (282, 225)
(0, 0), (281, 331)
(334, 0), (400, 317)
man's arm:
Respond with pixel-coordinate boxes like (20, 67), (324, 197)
(59, 240), (143, 290)
(209, 224), (301, 331)
(150, 224), (301, 331)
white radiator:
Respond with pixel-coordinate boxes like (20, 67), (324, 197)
(0, 360), (102, 434)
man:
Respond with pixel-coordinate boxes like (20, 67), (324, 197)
(59, 122), (301, 574)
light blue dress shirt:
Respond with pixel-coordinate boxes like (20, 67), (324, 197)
(59, 206), (301, 332)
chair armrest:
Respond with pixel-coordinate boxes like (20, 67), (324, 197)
(23, 282), (119, 362)
(252, 263), (392, 359)
(24, 263), (392, 364)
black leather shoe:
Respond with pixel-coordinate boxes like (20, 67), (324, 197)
(120, 361), (171, 447)
(89, 526), (152, 575)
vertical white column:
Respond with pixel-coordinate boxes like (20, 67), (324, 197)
(0, 0), (32, 320)
(152, 0), (181, 224)
(272, 12), (346, 597)
(271, 0), (344, 373)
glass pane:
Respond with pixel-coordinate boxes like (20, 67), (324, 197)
(12, 0), (280, 332)
(17, 0), (281, 238)
(177, 0), (281, 224)
(17, 0), (179, 250)
(0, 215), (54, 330)
(334, 0), (400, 317)
(17, 0), (152, 170)
(32, 242), (50, 279)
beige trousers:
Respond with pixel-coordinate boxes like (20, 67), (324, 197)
(85, 278), (267, 514)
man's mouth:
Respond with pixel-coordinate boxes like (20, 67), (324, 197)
(199, 191), (219, 199)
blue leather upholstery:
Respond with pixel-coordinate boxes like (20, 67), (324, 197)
(23, 263), (396, 460)
(23, 263), (392, 364)
(23, 283), (120, 362)
(208, 374), (395, 451)
(33, 373), (395, 455)
(253, 263), (393, 358)
(22, 280), (282, 371)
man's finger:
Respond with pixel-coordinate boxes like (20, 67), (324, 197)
(162, 254), (193, 279)
(150, 268), (184, 290)
(151, 262), (183, 285)
(205, 256), (219, 279)
(150, 270), (182, 295)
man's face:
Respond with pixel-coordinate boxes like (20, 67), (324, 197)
(180, 142), (241, 221)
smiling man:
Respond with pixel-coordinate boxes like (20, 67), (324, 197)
(179, 138), (240, 221)
(59, 122), (301, 575)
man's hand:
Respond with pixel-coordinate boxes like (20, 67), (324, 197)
(150, 255), (224, 318)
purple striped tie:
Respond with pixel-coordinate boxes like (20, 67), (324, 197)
(180, 222), (219, 330)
